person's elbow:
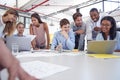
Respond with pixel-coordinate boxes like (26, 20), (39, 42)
(66, 37), (75, 50)
(67, 43), (75, 50)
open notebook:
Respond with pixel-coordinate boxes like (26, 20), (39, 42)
(87, 40), (117, 54)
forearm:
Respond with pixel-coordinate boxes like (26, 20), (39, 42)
(75, 30), (85, 34)
(66, 38), (75, 50)
(31, 39), (37, 49)
(0, 39), (19, 69)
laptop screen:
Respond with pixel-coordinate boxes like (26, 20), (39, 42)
(87, 40), (117, 54)
(6, 36), (31, 51)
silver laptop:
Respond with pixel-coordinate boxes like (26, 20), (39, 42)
(6, 36), (31, 52)
(87, 40), (117, 54)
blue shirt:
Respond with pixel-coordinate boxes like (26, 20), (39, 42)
(51, 29), (75, 50)
(14, 34), (25, 37)
(96, 32), (120, 50)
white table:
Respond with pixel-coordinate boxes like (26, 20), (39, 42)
(1, 51), (120, 80)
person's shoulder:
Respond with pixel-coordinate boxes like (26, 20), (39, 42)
(116, 31), (120, 37)
(85, 17), (92, 22)
(53, 31), (60, 36)
(99, 12), (108, 19)
(42, 22), (47, 25)
(42, 22), (48, 29)
(68, 29), (74, 35)
(82, 22), (86, 26)
(70, 22), (75, 28)
(69, 29), (74, 33)
(85, 17), (93, 25)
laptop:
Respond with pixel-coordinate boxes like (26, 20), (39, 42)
(87, 40), (117, 54)
(6, 36), (31, 52)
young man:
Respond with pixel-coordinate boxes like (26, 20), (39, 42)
(71, 12), (86, 51)
(86, 8), (106, 40)
(15, 22), (25, 37)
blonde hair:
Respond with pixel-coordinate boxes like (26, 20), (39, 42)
(3, 8), (19, 36)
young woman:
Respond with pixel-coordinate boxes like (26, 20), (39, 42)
(14, 22), (25, 37)
(51, 18), (75, 51)
(30, 13), (50, 50)
(0, 9), (37, 80)
(96, 16), (120, 52)
(0, 8), (19, 38)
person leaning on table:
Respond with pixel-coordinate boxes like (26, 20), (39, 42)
(30, 12), (50, 50)
(96, 16), (120, 52)
(51, 18), (75, 51)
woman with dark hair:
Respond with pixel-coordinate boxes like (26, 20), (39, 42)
(30, 13), (50, 50)
(96, 16), (120, 52)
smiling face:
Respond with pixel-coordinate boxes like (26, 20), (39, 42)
(16, 24), (24, 34)
(3, 13), (18, 23)
(61, 24), (70, 33)
(74, 16), (82, 27)
(101, 20), (112, 34)
(31, 17), (39, 26)
(3, 9), (19, 23)
(90, 11), (99, 22)
(7, 13), (17, 22)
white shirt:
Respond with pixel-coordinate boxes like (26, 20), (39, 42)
(0, 15), (5, 38)
(86, 13), (106, 40)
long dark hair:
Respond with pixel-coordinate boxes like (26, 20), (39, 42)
(101, 16), (116, 40)
(31, 13), (43, 23)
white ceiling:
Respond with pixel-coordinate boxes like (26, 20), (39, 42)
(1, 0), (120, 22)
(0, 0), (96, 21)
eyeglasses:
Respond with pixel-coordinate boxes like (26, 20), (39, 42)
(101, 24), (111, 27)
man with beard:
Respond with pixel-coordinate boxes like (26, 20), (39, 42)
(71, 12), (86, 51)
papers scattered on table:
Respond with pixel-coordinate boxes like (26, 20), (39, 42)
(16, 51), (81, 58)
(21, 61), (70, 79)
(87, 54), (120, 58)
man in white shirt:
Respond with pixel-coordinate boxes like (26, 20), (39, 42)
(86, 8), (106, 40)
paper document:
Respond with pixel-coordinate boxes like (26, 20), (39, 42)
(21, 61), (70, 79)
(88, 54), (120, 58)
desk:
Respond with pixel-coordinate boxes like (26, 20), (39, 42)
(1, 51), (120, 80)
